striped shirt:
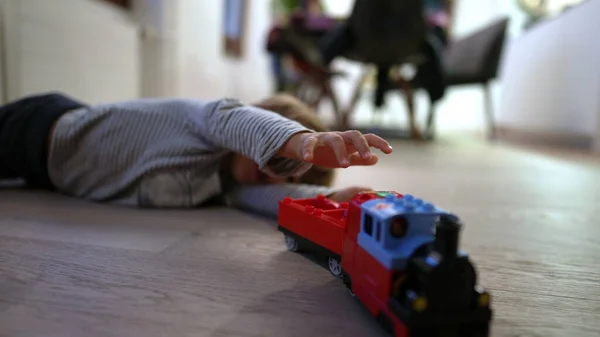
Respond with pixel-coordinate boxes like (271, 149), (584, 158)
(47, 97), (334, 218)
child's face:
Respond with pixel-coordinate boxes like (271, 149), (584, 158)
(231, 154), (296, 185)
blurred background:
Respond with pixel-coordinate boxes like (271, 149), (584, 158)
(0, 0), (596, 149)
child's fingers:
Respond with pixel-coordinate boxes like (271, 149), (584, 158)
(324, 134), (350, 167)
(364, 133), (393, 153)
(302, 135), (319, 161)
(341, 130), (372, 160)
(348, 152), (379, 166)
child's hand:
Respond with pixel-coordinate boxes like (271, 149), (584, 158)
(280, 130), (393, 168)
(329, 186), (372, 202)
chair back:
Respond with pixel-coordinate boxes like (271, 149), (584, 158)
(345, 0), (428, 65)
(443, 17), (510, 84)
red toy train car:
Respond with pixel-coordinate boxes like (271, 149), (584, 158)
(277, 191), (492, 337)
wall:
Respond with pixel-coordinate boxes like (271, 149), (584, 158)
(0, 0), (140, 104)
(133, 0), (178, 98)
(136, 0), (274, 103)
(451, 0), (526, 39)
(226, 0), (274, 102)
(496, 0), (600, 149)
(174, 0), (229, 99)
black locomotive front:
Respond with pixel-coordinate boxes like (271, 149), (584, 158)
(389, 215), (493, 337)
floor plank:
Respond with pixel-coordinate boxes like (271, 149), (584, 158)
(1, 138), (599, 337)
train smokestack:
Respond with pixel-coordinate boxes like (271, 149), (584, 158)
(434, 215), (461, 259)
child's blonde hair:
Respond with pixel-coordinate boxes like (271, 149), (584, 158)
(251, 93), (335, 187)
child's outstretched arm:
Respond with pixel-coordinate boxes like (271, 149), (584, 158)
(195, 98), (315, 178)
(224, 184), (371, 219)
(195, 98), (393, 178)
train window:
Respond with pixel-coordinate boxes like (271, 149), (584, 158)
(390, 217), (408, 238)
(375, 219), (381, 241)
(363, 214), (373, 236)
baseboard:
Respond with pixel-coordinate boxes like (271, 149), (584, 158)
(495, 126), (595, 150)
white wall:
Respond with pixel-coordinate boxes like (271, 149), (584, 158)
(496, 0), (600, 144)
(174, 0), (230, 99)
(135, 0), (274, 103)
(452, 0), (527, 39)
(0, 0), (140, 104)
(133, 0), (179, 98)
(225, 0), (275, 102)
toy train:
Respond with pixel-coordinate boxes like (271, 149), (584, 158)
(277, 190), (492, 337)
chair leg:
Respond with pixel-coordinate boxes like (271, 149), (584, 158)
(307, 83), (323, 109)
(341, 69), (369, 130)
(395, 78), (423, 141)
(293, 81), (305, 101)
(425, 102), (436, 140)
(322, 79), (344, 130)
(483, 82), (496, 140)
(295, 75), (323, 111)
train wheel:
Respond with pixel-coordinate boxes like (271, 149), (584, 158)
(284, 235), (300, 252)
(327, 257), (343, 278)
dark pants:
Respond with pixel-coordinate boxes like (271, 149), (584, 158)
(0, 92), (86, 189)
(319, 23), (354, 65)
(319, 22), (391, 108)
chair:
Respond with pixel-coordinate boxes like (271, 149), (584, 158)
(415, 17), (510, 139)
(289, 0), (430, 138)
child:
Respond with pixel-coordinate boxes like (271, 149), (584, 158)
(0, 92), (392, 218)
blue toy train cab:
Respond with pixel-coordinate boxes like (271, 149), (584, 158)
(357, 194), (460, 271)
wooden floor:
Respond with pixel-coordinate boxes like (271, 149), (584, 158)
(1, 137), (599, 337)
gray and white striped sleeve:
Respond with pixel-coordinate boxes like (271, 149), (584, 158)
(192, 98), (314, 178)
(224, 183), (336, 219)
